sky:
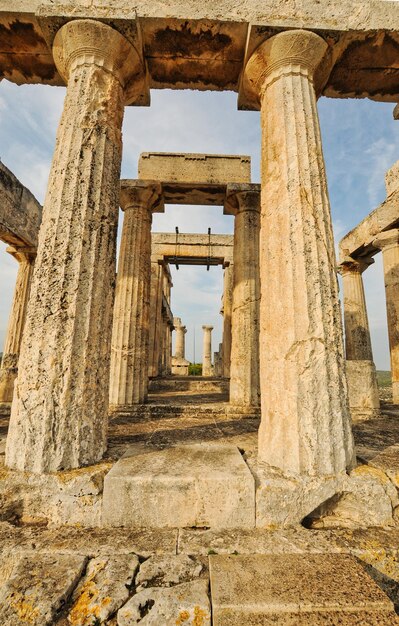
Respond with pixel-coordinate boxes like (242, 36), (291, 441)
(0, 80), (397, 368)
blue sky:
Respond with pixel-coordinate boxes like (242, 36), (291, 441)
(0, 81), (397, 368)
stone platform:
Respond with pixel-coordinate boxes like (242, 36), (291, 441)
(102, 443), (255, 529)
(148, 375), (229, 394)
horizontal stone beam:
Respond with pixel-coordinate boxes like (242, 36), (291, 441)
(0, 162), (42, 247)
(2, 3), (399, 101)
(339, 161), (399, 261)
(152, 233), (234, 265)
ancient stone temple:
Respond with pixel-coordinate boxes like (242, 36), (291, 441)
(2, 2), (399, 624)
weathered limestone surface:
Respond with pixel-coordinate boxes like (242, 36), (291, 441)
(202, 325), (214, 377)
(209, 554), (397, 625)
(135, 555), (204, 592)
(171, 317), (190, 376)
(102, 444), (255, 529)
(0, 246), (35, 404)
(226, 184), (260, 408)
(152, 233), (233, 267)
(373, 230), (399, 404)
(5, 19), (143, 473)
(221, 264), (233, 377)
(110, 181), (163, 407)
(139, 152), (250, 184)
(339, 257), (380, 418)
(244, 29), (355, 475)
(148, 260), (164, 378)
(68, 555), (139, 625)
(0, 161), (42, 248)
(0, 553), (87, 626)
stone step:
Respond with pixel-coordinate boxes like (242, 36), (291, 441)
(149, 375), (229, 393)
(102, 443), (255, 529)
(111, 402), (260, 421)
(209, 553), (399, 625)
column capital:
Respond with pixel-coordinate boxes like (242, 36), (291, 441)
(224, 183), (261, 216)
(202, 325), (214, 332)
(53, 19), (145, 105)
(373, 229), (399, 252)
(243, 29), (329, 108)
(120, 180), (164, 214)
(338, 256), (374, 276)
(6, 245), (36, 265)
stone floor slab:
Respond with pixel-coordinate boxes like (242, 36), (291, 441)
(102, 443), (255, 529)
(209, 554), (396, 625)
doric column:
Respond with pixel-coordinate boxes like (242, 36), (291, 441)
(202, 326), (213, 376)
(174, 318), (187, 359)
(221, 264), (233, 377)
(339, 257), (380, 417)
(0, 246), (36, 404)
(6, 19), (143, 473)
(109, 181), (163, 407)
(148, 260), (163, 378)
(243, 30), (355, 475)
(225, 184), (260, 408)
(373, 229), (399, 403)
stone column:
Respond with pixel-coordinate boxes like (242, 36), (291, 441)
(148, 260), (163, 378)
(373, 229), (399, 403)
(243, 30), (354, 475)
(339, 257), (380, 418)
(225, 184), (260, 408)
(174, 318), (187, 359)
(0, 246), (36, 404)
(202, 326), (214, 376)
(6, 19), (143, 473)
(109, 181), (163, 407)
(222, 264), (233, 377)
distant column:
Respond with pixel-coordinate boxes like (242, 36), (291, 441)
(373, 229), (399, 403)
(148, 260), (163, 378)
(339, 257), (380, 418)
(0, 246), (36, 404)
(225, 184), (260, 408)
(221, 264), (233, 377)
(109, 181), (163, 407)
(202, 325), (214, 376)
(175, 318), (187, 359)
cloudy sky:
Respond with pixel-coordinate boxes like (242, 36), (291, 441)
(0, 80), (397, 368)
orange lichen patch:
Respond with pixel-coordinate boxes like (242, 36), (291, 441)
(55, 462), (113, 484)
(68, 560), (112, 626)
(193, 605), (210, 626)
(9, 592), (40, 624)
(176, 610), (190, 624)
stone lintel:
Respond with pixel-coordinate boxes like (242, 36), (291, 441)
(224, 182), (261, 215)
(0, 162), (42, 248)
(138, 153), (251, 186)
(120, 180), (164, 213)
(152, 233), (234, 267)
(373, 228), (399, 251)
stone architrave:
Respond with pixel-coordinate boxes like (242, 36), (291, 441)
(243, 30), (355, 475)
(202, 326), (214, 377)
(225, 184), (260, 408)
(109, 182), (163, 407)
(6, 19), (144, 473)
(339, 257), (380, 418)
(222, 264), (233, 377)
(0, 246), (35, 404)
(373, 229), (399, 403)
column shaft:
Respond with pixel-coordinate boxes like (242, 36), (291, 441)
(227, 186), (260, 407)
(0, 247), (35, 403)
(202, 326), (213, 376)
(245, 30), (354, 475)
(222, 264), (233, 377)
(148, 262), (163, 377)
(6, 20), (140, 473)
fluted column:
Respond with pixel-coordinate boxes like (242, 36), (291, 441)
(373, 229), (399, 403)
(110, 181), (163, 407)
(222, 264), (233, 377)
(174, 319), (187, 359)
(244, 30), (355, 475)
(0, 246), (36, 404)
(339, 257), (380, 417)
(202, 326), (213, 377)
(148, 260), (163, 378)
(6, 19), (143, 473)
(225, 184), (260, 408)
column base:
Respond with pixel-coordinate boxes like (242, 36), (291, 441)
(0, 369), (17, 404)
(346, 360), (380, 421)
(171, 357), (190, 376)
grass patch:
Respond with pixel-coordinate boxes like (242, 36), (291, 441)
(377, 370), (391, 387)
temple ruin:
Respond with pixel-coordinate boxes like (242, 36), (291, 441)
(1, 1), (399, 623)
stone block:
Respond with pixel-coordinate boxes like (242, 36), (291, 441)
(209, 554), (396, 625)
(139, 152), (251, 185)
(346, 360), (380, 420)
(102, 443), (255, 529)
(386, 160), (399, 197)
